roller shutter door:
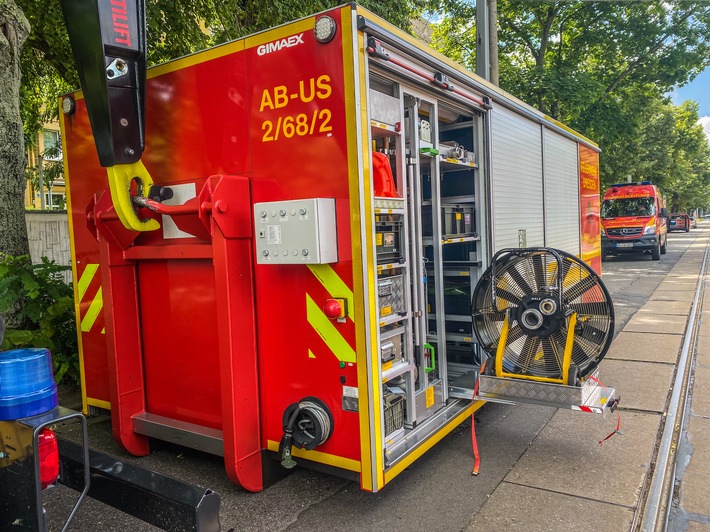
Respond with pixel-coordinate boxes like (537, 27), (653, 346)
(490, 106), (544, 250)
(543, 129), (580, 255)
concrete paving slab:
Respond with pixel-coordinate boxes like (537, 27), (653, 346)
(606, 332), (680, 364)
(623, 313), (687, 334)
(697, 335), (710, 367)
(691, 366), (710, 417)
(504, 410), (659, 507)
(698, 317), (710, 338)
(656, 281), (698, 291)
(464, 482), (634, 532)
(666, 275), (700, 283)
(601, 359), (674, 412)
(650, 290), (695, 302)
(688, 522), (710, 531)
(631, 279), (669, 290)
(677, 269), (702, 274)
(680, 416), (710, 516)
(637, 300), (692, 315)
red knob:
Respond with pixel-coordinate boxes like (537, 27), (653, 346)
(323, 299), (342, 319)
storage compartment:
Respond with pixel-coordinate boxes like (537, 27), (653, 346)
(443, 204), (474, 237)
(430, 318), (473, 337)
(443, 276), (471, 315)
(414, 381), (444, 423)
(375, 216), (403, 263)
(369, 89), (401, 126)
(383, 391), (405, 436)
(446, 319), (473, 336)
(426, 273), (471, 316)
(422, 204), (475, 238)
(378, 275), (406, 317)
(380, 325), (405, 365)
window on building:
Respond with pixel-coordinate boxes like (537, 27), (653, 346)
(44, 192), (66, 210)
(43, 130), (62, 161)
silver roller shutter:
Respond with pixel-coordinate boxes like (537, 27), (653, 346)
(490, 106), (544, 250)
(543, 129), (581, 255)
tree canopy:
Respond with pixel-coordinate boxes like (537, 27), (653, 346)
(426, 0), (710, 210)
(5, 0), (710, 255)
(17, 0), (422, 144)
(2, 0), (421, 259)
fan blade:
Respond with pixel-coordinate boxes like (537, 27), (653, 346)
(563, 275), (598, 302)
(568, 302), (611, 316)
(506, 324), (525, 344)
(494, 287), (522, 306)
(541, 337), (562, 374)
(576, 322), (608, 346)
(518, 335), (541, 373)
(531, 253), (547, 291)
(507, 266), (534, 295)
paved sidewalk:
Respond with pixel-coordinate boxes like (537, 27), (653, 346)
(670, 231), (710, 530)
(467, 229), (709, 531)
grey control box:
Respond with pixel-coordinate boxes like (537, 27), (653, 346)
(254, 198), (337, 264)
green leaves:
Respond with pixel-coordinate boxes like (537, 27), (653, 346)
(0, 254), (79, 386)
(429, 0), (710, 211)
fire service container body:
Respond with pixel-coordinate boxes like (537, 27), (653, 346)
(61, 4), (603, 493)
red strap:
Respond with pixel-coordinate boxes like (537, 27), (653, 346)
(588, 376), (623, 445)
(471, 361), (486, 475)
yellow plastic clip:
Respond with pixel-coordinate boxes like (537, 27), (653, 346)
(105, 160), (160, 232)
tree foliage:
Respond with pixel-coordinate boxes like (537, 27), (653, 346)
(426, 0), (710, 210)
(17, 0), (422, 142)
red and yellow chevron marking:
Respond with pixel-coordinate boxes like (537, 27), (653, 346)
(306, 264), (356, 363)
(77, 263), (104, 334)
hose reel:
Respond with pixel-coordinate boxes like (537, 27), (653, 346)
(278, 397), (333, 469)
(472, 248), (614, 384)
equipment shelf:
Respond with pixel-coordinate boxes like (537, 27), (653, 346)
(378, 313), (409, 327)
(371, 120), (400, 137)
(439, 157), (477, 171)
(382, 361), (414, 383)
(423, 235), (480, 246)
(448, 369), (618, 414)
(377, 261), (407, 272)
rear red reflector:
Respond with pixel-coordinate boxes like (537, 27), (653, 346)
(38, 428), (59, 489)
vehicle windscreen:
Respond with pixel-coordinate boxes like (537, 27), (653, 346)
(601, 197), (655, 218)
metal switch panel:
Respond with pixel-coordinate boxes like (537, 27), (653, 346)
(254, 198), (337, 264)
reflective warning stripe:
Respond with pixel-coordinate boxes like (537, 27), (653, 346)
(306, 294), (356, 363)
(307, 264), (354, 323)
(81, 287), (103, 333)
(77, 264), (99, 301)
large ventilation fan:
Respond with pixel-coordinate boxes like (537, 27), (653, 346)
(472, 248), (614, 382)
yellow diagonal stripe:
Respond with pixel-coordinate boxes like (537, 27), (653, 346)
(77, 264), (99, 301)
(307, 264), (354, 323)
(306, 294), (356, 363)
(81, 287), (103, 333)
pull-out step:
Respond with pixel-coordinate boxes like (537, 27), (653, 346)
(449, 368), (618, 414)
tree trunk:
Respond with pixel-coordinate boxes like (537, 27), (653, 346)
(0, 0), (30, 259)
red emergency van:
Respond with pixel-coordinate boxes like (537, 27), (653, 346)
(600, 181), (668, 261)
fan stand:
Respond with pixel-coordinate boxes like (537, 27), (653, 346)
(494, 309), (579, 386)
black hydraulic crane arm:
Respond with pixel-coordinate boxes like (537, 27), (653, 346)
(61, 0), (161, 232)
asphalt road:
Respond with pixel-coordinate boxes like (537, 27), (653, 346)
(44, 226), (702, 531)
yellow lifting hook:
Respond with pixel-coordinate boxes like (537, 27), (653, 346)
(106, 160), (161, 232)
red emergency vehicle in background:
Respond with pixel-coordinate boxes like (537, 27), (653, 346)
(600, 181), (668, 261)
(58, 0), (616, 495)
(668, 213), (691, 232)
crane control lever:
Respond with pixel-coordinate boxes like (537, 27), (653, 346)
(61, 0), (160, 232)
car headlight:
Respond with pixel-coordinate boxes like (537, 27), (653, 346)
(644, 224), (656, 235)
